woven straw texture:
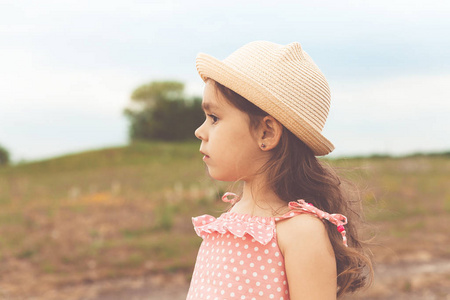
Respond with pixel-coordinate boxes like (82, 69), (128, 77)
(196, 41), (334, 156)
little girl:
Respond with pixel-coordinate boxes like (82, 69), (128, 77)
(187, 41), (372, 299)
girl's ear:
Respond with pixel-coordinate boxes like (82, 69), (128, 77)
(258, 116), (283, 151)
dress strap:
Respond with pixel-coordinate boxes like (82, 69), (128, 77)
(280, 200), (349, 247)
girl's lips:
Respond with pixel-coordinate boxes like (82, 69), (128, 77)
(200, 151), (209, 161)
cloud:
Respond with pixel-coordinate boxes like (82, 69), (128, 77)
(0, 49), (141, 114)
(324, 73), (450, 156)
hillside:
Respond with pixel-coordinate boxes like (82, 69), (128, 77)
(0, 142), (449, 299)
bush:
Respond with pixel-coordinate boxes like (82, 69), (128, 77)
(0, 144), (10, 166)
(124, 81), (204, 141)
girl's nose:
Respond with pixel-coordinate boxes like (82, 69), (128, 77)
(195, 121), (207, 141)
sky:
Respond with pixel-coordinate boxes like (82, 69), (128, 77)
(1, 0), (449, 161)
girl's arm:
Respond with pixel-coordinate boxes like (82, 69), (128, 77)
(277, 214), (337, 300)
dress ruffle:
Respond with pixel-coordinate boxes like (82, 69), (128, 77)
(192, 212), (276, 245)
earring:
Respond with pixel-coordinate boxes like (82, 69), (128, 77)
(261, 143), (266, 149)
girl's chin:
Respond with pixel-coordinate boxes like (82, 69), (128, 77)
(206, 169), (238, 182)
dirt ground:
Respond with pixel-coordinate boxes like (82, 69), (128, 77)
(1, 258), (448, 300)
(75, 258), (450, 300)
(88, 259), (450, 300)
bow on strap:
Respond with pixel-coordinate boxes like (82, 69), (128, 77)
(222, 192), (239, 204)
(289, 200), (349, 247)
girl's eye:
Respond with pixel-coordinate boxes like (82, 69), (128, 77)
(208, 114), (219, 124)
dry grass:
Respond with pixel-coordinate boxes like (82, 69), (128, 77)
(0, 143), (449, 298)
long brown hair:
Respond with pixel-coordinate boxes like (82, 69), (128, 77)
(211, 79), (373, 298)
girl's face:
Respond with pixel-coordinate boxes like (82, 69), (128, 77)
(195, 81), (267, 182)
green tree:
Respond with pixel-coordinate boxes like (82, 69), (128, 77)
(0, 144), (10, 166)
(124, 81), (204, 141)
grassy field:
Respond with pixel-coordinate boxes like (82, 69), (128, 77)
(0, 142), (449, 299)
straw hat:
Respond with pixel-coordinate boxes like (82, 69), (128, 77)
(196, 41), (334, 156)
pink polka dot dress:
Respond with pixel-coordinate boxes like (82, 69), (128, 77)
(186, 195), (348, 300)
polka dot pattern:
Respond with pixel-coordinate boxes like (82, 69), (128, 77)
(187, 212), (294, 300)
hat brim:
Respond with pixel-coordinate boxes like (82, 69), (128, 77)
(196, 53), (335, 156)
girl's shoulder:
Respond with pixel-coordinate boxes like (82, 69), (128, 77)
(276, 205), (339, 299)
(275, 200), (330, 240)
(276, 212), (331, 254)
(275, 199), (349, 247)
